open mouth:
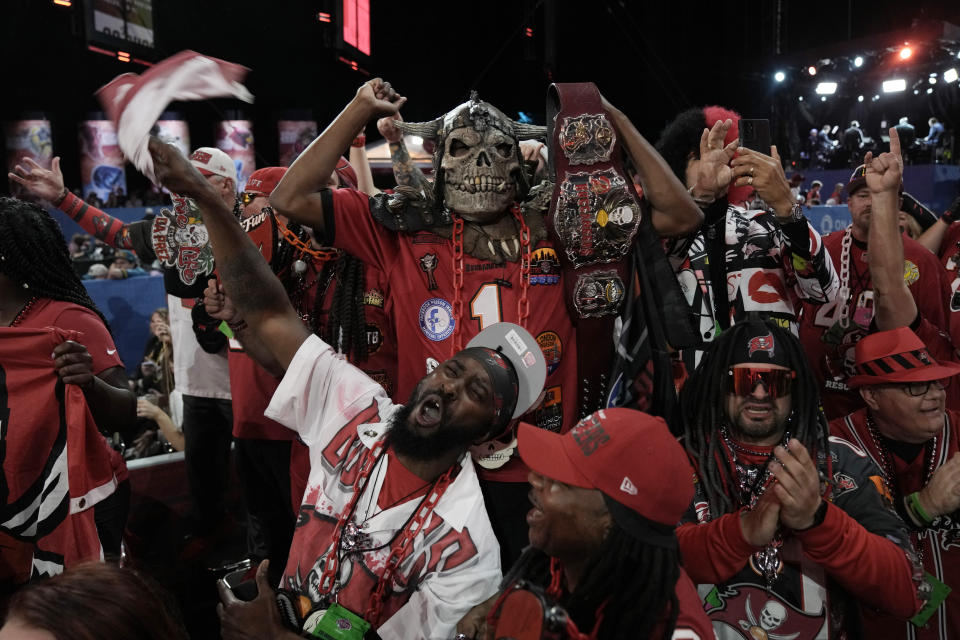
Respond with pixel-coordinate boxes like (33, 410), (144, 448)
(743, 404), (775, 418)
(526, 490), (544, 525)
(416, 394), (443, 429)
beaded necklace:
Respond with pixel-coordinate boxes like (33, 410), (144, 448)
(8, 297), (38, 327)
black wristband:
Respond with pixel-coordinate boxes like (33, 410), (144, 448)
(796, 500), (828, 531)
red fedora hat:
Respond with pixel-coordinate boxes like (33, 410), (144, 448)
(847, 327), (960, 388)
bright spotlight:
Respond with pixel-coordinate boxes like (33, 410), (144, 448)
(798, 96), (803, 102)
(774, 71), (786, 82)
(872, 95), (880, 101)
(914, 89), (920, 95)
(929, 77), (937, 84)
(899, 46), (912, 60)
(882, 79), (906, 93)
(815, 82), (837, 95)
(807, 66), (817, 76)
(854, 56), (864, 67)
(820, 96), (827, 101)
(857, 95), (864, 102)
(944, 68), (959, 83)
(927, 87), (934, 94)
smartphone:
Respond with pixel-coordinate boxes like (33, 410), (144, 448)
(219, 565), (259, 601)
(739, 119), (772, 155)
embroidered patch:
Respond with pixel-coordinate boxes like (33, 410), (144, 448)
(363, 289), (384, 308)
(832, 471), (858, 495)
(903, 259), (919, 286)
(366, 370), (392, 395)
(419, 253), (439, 290)
(418, 298), (455, 341)
(365, 323), (383, 355)
(572, 271), (624, 318)
(150, 195), (216, 286)
(536, 331), (563, 375)
(530, 248), (560, 285)
(558, 113), (616, 165)
(555, 169), (641, 267)
(533, 386), (563, 433)
(411, 231), (447, 245)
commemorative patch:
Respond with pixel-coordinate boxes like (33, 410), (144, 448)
(903, 259), (919, 286)
(419, 253), (439, 290)
(530, 248), (560, 285)
(150, 195), (216, 286)
(536, 331), (562, 375)
(366, 323), (383, 355)
(573, 271), (625, 317)
(554, 169), (641, 267)
(363, 289), (385, 308)
(558, 113), (616, 165)
(832, 471), (858, 496)
(533, 385), (563, 433)
(418, 298), (455, 341)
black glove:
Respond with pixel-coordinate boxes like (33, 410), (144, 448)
(191, 300), (227, 354)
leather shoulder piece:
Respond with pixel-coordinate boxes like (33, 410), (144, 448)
(368, 186), (451, 233)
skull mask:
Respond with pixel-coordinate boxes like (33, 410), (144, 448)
(758, 600), (787, 631)
(441, 125), (519, 222)
(393, 92), (548, 225)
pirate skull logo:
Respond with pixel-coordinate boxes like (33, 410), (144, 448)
(440, 125), (520, 222)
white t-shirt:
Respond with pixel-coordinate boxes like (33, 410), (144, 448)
(265, 334), (501, 640)
(167, 294), (231, 400)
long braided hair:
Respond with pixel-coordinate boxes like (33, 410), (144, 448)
(0, 197), (109, 329)
(506, 525), (680, 640)
(268, 211), (368, 362)
(679, 317), (831, 518)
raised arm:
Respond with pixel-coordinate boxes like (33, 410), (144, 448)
(865, 129), (915, 329)
(377, 113), (433, 193)
(8, 157), (135, 250)
(601, 100), (703, 237)
(269, 79), (406, 232)
(349, 127), (380, 196)
(149, 137), (308, 372)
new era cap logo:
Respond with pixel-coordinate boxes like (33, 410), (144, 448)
(620, 477), (638, 495)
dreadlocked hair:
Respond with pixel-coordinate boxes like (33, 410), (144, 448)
(679, 317), (831, 518)
(506, 525), (681, 640)
(324, 255), (368, 363)
(0, 197), (110, 330)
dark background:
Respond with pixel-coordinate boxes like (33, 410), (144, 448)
(3, 0), (960, 190)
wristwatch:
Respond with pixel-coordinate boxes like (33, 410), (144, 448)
(776, 202), (804, 224)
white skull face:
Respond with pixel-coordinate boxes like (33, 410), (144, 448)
(175, 224), (209, 247)
(759, 600), (787, 631)
(441, 126), (520, 223)
(608, 204), (635, 226)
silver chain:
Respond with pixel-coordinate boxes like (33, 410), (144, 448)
(836, 225), (853, 329)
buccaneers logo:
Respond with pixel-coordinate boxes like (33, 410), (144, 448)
(748, 333), (775, 359)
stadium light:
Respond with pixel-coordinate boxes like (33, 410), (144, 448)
(820, 96), (827, 101)
(899, 46), (912, 60)
(857, 95), (864, 102)
(774, 71), (785, 82)
(944, 68), (959, 83)
(882, 79), (906, 93)
(927, 87), (934, 94)
(815, 82), (837, 95)
(854, 56), (864, 67)
(807, 66), (817, 76)
(929, 77), (937, 84)
(798, 96), (803, 102)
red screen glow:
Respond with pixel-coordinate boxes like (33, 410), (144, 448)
(342, 0), (370, 56)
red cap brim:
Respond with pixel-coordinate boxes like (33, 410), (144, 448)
(517, 422), (593, 489)
(194, 167), (215, 176)
(847, 361), (960, 388)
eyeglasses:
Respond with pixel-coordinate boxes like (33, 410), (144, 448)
(241, 192), (263, 206)
(887, 379), (951, 397)
(727, 368), (796, 399)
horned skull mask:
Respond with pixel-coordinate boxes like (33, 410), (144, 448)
(394, 92), (548, 225)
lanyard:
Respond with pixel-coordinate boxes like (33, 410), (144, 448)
(315, 437), (456, 625)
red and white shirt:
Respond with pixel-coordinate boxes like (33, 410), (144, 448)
(265, 334), (501, 639)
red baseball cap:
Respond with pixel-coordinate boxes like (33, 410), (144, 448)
(245, 166), (287, 197)
(847, 327), (960, 388)
(518, 408), (694, 530)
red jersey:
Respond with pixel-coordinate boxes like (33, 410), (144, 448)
(229, 213), (397, 440)
(799, 229), (951, 418)
(0, 327), (117, 585)
(20, 298), (128, 482)
(327, 189), (577, 482)
(831, 409), (960, 640)
(935, 222), (960, 350)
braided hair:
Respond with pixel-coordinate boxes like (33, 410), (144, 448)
(679, 317), (831, 518)
(0, 197), (109, 329)
(506, 525), (680, 640)
(268, 212), (368, 362)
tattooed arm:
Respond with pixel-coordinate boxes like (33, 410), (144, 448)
(9, 157), (137, 250)
(149, 137), (309, 372)
(378, 113), (432, 193)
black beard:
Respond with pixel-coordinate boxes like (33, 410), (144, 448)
(385, 387), (487, 462)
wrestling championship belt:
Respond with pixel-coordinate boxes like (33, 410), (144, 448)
(487, 581), (573, 640)
(545, 83), (640, 416)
